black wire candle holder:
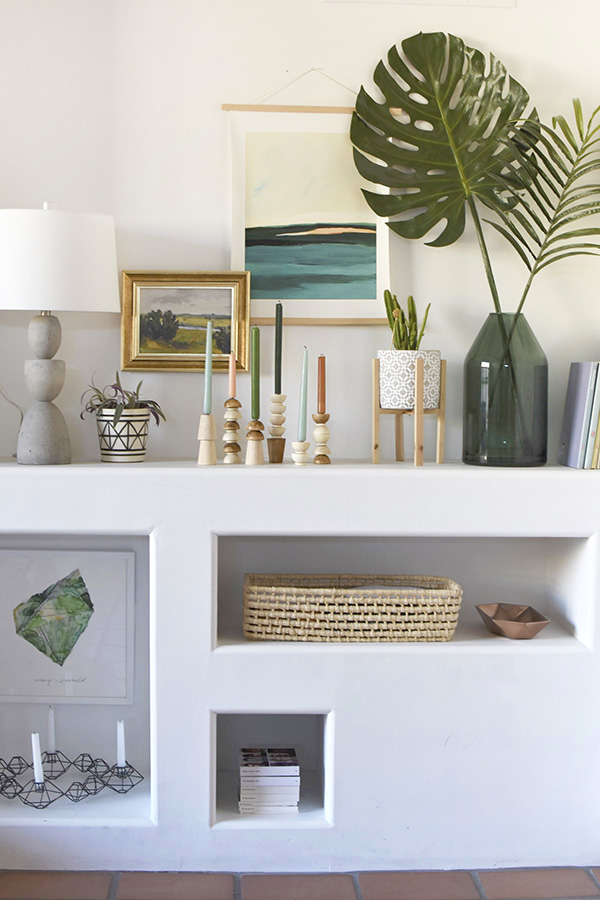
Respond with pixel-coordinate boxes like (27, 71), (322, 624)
(103, 762), (144, 794)
(42, 750), (71, 780)
(19, 779), (64, 810)
(0, 749), (144, 807)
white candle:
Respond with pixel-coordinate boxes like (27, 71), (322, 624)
(203, 320), (213, 415)
(31, 732), (44, 784)
(47, 705), (56, 754)
(117, 719), (126, 768)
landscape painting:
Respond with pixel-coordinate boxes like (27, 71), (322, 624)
(138, 286), (231, 355)
(245, 132), (376, 301)
(229, 109), (388, 323)
(121, 272), (250, 371)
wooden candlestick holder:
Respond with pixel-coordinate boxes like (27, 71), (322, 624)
(291, 440), (310, 466)
(267, 392), (286, 463)
(223, 398), (242, 464)
(312, 413), (331, 464)
(197, 413), (217, 466)
(372, 357), (446, 466)
(245, 419), (265, 465)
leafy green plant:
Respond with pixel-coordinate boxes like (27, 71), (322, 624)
(80, 372), (165, 427)
(384, 291), (430, 350)
(350, 32), (600, 317)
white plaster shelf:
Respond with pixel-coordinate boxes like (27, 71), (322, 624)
(0, 460), (598, 870)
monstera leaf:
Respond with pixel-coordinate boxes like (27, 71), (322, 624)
(350, 32), (533, 247)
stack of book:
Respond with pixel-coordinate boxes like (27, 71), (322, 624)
(238, 747), (300, 815)
(558, 362), (600, 468)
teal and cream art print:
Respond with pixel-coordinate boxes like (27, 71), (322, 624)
(229, 110), (387, 322)
(0, 550), (134, 703)
(245, 132), (376, 301)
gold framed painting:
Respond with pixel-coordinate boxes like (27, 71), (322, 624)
(121, 271), (250, 371)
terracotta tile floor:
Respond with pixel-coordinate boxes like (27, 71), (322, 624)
(0, 867), (599, 900)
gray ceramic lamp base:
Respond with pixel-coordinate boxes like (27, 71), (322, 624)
(17, 401), (71, 465)
(17, 313), (72, 465)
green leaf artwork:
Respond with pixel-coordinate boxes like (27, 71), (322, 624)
(13, 569), (94, 666)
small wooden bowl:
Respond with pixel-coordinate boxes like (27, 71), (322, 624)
(476, 603), (550, 640)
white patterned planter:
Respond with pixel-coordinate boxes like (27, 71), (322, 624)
(378, 349), (442, 410)
(96, 408), (150, 462)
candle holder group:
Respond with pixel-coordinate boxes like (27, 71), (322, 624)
(0, 751), (144, 809)
(197, 304), (333, 466)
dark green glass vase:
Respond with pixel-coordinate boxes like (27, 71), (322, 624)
(463, 313), (548, 467)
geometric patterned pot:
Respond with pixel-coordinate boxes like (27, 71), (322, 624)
(377, 349), (442, 410)
(96, 409), (150, 462)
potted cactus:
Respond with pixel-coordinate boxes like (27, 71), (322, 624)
(81, 373), (165, 462)
(378, 292), (440, 410)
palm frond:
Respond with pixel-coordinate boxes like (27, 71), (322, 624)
(496, 101), (600, 310)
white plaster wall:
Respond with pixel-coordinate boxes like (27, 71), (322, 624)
(0, 0), (599, 463)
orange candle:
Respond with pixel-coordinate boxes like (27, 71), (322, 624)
(228, 351), (236, 399)
(317, 354), (326, 415)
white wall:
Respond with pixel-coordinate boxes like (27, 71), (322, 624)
(0, 0), (599, 463)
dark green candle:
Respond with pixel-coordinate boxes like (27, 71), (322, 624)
(274, 302), (283, 394)
(251, 325), (260, 420)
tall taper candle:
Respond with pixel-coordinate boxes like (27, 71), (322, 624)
(203, 319), (213, 414)
(47, 705), (56, 754)
(31, 732), (44, 783)
(318, 354), (326, 415)
(251, 326), (260, 421)
(117, 719), (126, 768)
(228, 351), (236, 399)
(274, 302), (283, 394)
(298, 346), (308, 442)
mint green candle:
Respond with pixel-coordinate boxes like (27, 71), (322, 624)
(251, 326), (260, 420)
(298, 346), (308, 442)
(203, 319), (213, 415)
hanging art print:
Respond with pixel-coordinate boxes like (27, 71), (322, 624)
(0, 550), (135, 703)
(230, 109), (388, 323)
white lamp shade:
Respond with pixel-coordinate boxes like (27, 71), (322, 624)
(0, 209), (120, 313)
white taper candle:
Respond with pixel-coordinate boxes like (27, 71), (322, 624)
(31, 732), (44, 783)
(117, 719), (126, 768)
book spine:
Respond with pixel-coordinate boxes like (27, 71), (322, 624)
(240, 775), (300, 786)
(582, 364), (600, 467)
(240, 791), (300, 802)
(239, 765), (300, 776)
(239, 805), (299, 814)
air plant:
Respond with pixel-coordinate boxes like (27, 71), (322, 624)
(80, 372), (165, 427)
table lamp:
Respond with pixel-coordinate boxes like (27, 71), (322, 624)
(0, 208), (121, 464)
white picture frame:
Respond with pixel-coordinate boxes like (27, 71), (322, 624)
(0, 550), (135, 703)
(229, 108), (389, 324)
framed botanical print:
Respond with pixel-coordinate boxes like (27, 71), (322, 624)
(0, 550), (135, 704)
(121, 271), (250, 371)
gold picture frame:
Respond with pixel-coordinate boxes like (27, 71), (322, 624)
(121, 271), (250, 371)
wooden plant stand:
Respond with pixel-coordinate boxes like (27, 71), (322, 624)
(372, 357), (446, 466)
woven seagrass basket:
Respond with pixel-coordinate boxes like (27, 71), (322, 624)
(243, 574), (463, 642)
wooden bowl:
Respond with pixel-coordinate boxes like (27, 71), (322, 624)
(476, 603), (550, 640)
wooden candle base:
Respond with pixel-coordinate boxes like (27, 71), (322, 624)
(197, 414), (217, 466)
(268, 393), (286, 463)
(245, 419), (265, 465)
(223, 398), (242, 464)
(291, 440), (310, 466)
(267, 437), (286, 463)
(312, 413), (331, 464)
